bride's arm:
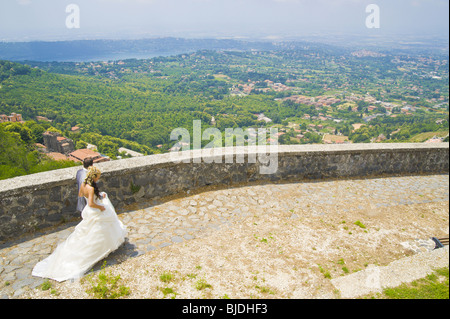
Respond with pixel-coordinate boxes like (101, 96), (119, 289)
(87, 187), (105, 211)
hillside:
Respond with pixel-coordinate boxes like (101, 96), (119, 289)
(0, 43), (448, 179)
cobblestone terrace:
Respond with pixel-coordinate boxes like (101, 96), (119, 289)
(1, 174), (449, 299)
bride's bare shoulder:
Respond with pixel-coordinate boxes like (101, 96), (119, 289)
(80, 183), (94, 196)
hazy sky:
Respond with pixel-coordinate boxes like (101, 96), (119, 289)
(0, 0), (448, 41)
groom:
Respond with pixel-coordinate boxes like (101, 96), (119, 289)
(76, 157), (94, 213)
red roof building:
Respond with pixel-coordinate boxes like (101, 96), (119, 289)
(69, 149), (110, 163)
(47, 152), (71, 161)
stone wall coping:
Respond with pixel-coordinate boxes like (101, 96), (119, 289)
(1, 143), (448, 196)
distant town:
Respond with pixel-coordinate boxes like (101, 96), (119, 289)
(0, 42), (448, 179)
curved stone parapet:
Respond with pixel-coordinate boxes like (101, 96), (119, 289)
(0, 143), (448, 242)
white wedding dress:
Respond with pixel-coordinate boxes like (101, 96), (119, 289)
(32, 193), (127, 282)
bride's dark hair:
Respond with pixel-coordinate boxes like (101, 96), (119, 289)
(90, 181), (101, 199)
(84, 166), (101, 199)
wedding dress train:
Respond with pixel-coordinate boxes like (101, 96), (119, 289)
(32, 193), (127, 282)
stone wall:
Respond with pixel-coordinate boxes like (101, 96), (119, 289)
(0, 143), (448, 242)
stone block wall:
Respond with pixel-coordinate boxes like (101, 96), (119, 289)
(0, 143), (448, 242)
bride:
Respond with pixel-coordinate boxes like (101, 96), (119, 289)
(32, 166), (127, 282)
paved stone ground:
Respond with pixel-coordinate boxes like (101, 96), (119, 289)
(1, 174), (449, 299)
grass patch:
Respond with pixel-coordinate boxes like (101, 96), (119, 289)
(255, 285), (276, 295)
(362, 267), (449, 299)
(318, 264), (332, 279)
(40, 279), (52, 291)
(159, 271), (175, 283)
(196, 279), (212, 290)
(354, 220), (366, 229)
(186, 273), (197, 279)
(84, 262), (130, 299)
(159, 287), (177, 299)
(130, 181), (142, 194)
(39, 279), (60, 296)
(383, 268), (449, 299)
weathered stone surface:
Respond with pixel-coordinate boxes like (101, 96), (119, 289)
(0, 143), (448, 242)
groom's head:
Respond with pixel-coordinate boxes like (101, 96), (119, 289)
(83, 157), (94, 169)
